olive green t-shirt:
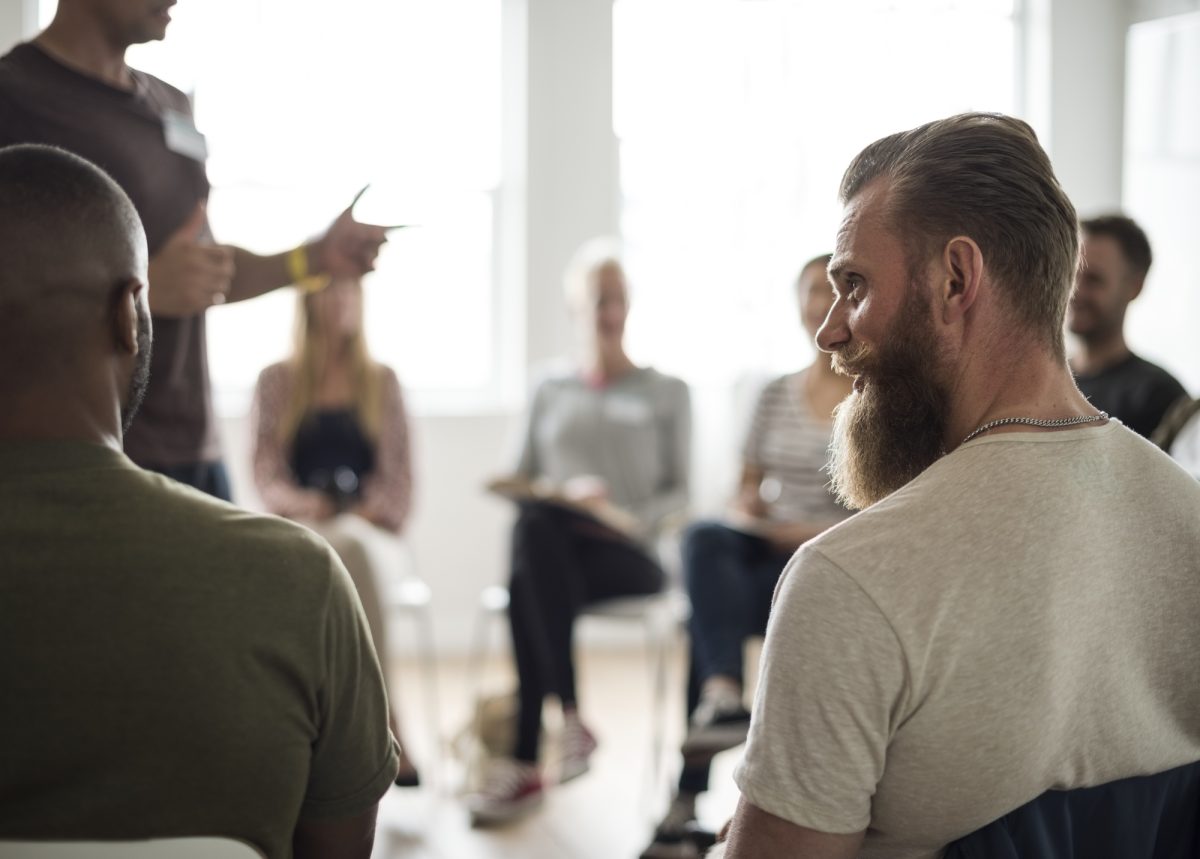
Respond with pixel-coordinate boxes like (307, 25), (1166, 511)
(0, 441), (399, 858)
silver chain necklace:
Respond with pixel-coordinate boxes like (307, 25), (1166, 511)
(961, 412), (1109, 446)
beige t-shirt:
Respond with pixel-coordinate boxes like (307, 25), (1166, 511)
(0, 442), (399, 859)
(735, 422), (1200, 858)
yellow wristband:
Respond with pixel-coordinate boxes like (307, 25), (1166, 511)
(287, 244), (329, 294)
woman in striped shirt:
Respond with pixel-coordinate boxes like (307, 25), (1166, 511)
(644, 254), (853, 859)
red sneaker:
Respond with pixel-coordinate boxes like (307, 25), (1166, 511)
(466, 759), (544, 826)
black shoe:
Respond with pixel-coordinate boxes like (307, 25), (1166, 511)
(394, 766), (421, 788)
(680, 704), (751, 757)
(640, 796), (700, 859)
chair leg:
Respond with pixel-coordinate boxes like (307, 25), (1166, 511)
(644, 611), (671, 806)
(464, 595), (501, 744)
(413, 605), (441, 791)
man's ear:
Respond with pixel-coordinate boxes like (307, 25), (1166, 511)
(112, 279), (144, 356)
(940, 236), (984, 325)
(1126, 274), (1145, 303)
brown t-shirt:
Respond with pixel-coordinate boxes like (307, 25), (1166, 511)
(0, 42), (218, 466)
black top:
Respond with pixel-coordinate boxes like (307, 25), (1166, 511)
(1075, 353), (1188, 439)
(290, 410), (376, 508)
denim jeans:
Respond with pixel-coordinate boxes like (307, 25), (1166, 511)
(683, 520), (793, 686)
(677, 520), (792, 794)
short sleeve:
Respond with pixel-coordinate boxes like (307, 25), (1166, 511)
(300, 548), (399, 820)
(733, 546), (908, 834)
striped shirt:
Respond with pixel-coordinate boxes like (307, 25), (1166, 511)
(742, 371), (848, 525)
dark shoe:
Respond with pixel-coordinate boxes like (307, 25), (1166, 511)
(640, 795), (700, 859)
(394, 746), (421, 787)
(680, 702), (751, 757)
(394, 766), (421, 788)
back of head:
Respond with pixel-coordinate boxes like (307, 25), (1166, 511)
(1081, 214), (1152, 280)
(840, 113), (1078, 357)
(0, 144), (147, 386)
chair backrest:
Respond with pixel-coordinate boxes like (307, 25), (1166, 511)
(0, 837), (263, 859)
(943, 759), (1200, 859)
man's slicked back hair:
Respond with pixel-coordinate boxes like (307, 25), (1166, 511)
(1081, 214), (1152, 280)
(839, 113), (1078, 357)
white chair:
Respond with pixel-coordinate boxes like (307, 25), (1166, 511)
(465, 582), (689, 798)
(0, 838), (263, 858)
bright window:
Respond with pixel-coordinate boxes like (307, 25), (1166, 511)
(39, 0), (503, 413)
(614, 0), (1019, 384)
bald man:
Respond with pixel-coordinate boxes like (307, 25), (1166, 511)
(0, 145), (397, 857)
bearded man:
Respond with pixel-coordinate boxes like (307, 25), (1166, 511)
(719, 114), (1200, 858)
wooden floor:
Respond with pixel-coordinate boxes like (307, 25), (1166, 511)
(374, 636), (749, 859)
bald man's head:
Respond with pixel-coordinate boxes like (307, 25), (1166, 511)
(0, 144), (151, 433)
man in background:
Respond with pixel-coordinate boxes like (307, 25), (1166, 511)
(1068, 214), (1187, 438)
(0, 0), (390, 498)
(721, 114), (1200, 858)
(0, 144), (396, 858)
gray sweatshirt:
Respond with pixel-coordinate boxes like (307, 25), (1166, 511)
(515, 367), (691, 542)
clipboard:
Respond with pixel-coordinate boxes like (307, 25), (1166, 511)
(486, 476), (641, 538)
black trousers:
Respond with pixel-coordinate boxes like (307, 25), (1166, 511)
(508, 501), (663, 763)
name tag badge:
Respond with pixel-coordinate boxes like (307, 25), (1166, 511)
(606, 396), (652, 425)
(162, 109), (208, 162)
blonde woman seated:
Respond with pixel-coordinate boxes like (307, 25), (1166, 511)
(251, 276), (419, 786)
(466, 240), (692, 825)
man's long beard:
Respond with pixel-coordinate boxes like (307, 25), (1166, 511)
(827, 288), (950, 511)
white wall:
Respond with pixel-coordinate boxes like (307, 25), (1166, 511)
(7, 1), (1172, 653)
(0, 0), (37, 53)
(1122, 10), (1200, 392)
(1024, 0), (1128, 214)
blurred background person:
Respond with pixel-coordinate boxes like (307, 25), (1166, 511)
(1153, 395), (1200, 480)
(1068, 214), (1187, 438)
(641, 255), (853, 859)
(467, 240), (691, 826)
(252, 275), (420, 786)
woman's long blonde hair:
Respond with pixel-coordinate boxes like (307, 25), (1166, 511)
(278, 278), (385, 445)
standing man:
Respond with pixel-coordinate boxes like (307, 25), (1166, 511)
(1068, 214), (1187, 438)
(0, 0), (390, 498)
(721, 114), (1200, 858)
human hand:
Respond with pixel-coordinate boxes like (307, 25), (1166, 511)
(307, 187), (391, 279)
(731, 482), (768, 519)
(347, 502), (389, 530)
(561, 474), (610, 505)
(147, 202), (235, 317)
(296, 490), (337, 522)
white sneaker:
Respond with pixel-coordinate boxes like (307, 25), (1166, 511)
(558, 713), (598, 783)
(465, 758), (544, 826)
